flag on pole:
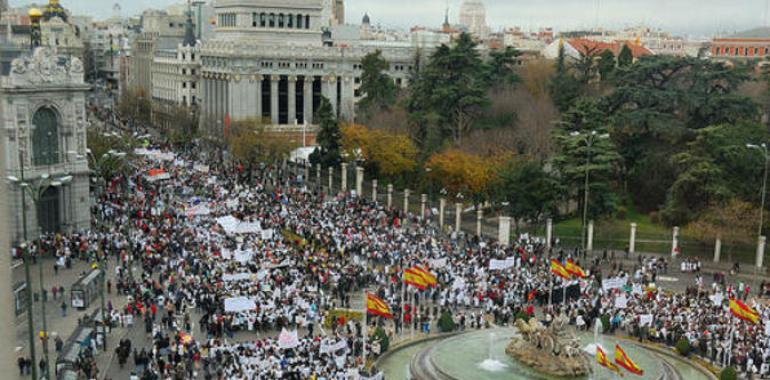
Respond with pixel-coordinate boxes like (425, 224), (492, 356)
(565, 259), (587, 279)
(596, 345), (623, 376)
(366, 293), (393, 318)
(527, 289), (538, 302)
(614, 344), (644, 375)
(550, 259), (571, 279)
(403, 268), (429, 290)
(729, 298), (760, 324)
(411, 266), (438, 287)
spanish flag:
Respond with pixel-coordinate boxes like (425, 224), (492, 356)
(615, 344), (643, 376)
(412, 266), (438, 287)
(366, 293), (393, 318)
(403, 268), (429, 290)
(550, 259), (571, 280)
(596, 346), (623, 376)
(565, 259), (587, 279)
(729, 298), (760, 324)
(527, 289), (538, 302)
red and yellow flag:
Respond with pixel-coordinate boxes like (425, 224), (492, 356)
(403, 268), (429, 290)
(550, 259), (571, 280)
(366, 293), (393, 318)
(565, 259), (587, 279)
(412, 266), (438, 287)
(614, 344), (643, 376)
(597, 346), (623, 376)
(729, 298), (760, 324)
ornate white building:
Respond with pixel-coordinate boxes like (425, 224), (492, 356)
(197, 0), (414, 137)
(1, 46), (91, 243)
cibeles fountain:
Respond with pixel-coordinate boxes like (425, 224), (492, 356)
(378, 313), (719, 380)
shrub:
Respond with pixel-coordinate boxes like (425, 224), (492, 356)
(437, 311), (456, 333)
(675, 337), (691, 356)
(373, 326), (389, 352)
(616, 206), (627, 220)
(719, 367), (736, 380)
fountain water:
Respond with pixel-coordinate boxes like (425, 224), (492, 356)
(583, 318), (604, 356)
(478, 331), (509, 372)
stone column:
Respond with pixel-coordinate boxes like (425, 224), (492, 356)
(757, 236), (766, 269)
(672, 226), (680, 257)
(303, 76), (313, 124)
(328, 167), (333, 192)
(387, 184), (393, 208)
(455, 203), (462, 233)
(714, 238), (722, 263)
(255, 75), (263, 121)
(270, 75), (279, 125)
(546, 218), (553, 248)
(372, 180), (378, 202)
(403, 189), (410, 214)
(587, 220), (594, 253)
(476, 207), (483, 237)
(340, 163), (348, 192)
(341, 76), (355, 122)
(499, 216), (512, 246)
(439, 198), (446, 228)
(326, 76), (338, 116)
(0, 106), (14, 377)
(288, 76), (297, 124)
(629, 223), (637, 255)
(355, 166), (364, 196)
(420, 194), (427, 219)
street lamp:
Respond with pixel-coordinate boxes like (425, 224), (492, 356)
(747, 143), (769, 267)
(570, 130), (610, 252)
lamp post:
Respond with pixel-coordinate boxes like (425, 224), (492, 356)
(8, 159), (72, 380)
(747, 143), (769, 268)
(570, 130), (610, 251)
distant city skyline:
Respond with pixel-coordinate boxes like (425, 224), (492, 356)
(8, 0), (770, 37)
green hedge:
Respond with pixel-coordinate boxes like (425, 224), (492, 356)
(438, 311), (455, 333)
(719, 367), (736, 380)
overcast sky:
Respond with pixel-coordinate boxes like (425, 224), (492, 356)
(10, 0), (770, 37)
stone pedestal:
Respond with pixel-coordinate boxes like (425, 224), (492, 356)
(387, 184), (393, 208)
(455, 203), (462, 233)
(328, 167), (333, 192)
(340, 163), (348, 192)
(439, 198), (446, 228)
(403, 189), (410, 214)
(587, 221), (594, 253)
(546, 218), (553, 248)
(714, 238), (722, 263)
(499, 216), (511, 246)
(757, 236), (766, 269)
(629, 223), (637, 255)
(420, 194), (427, 219)
(476, 207), (483, 237)
(355, 166), (364, 196)
(372, 180), (378, 202)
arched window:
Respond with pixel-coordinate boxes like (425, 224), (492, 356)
(305, 15), (310, 29)
(269, 13), (275, 28)
(287, 14), (293, 28)
(278, 14), (284, 28)
(296, 14), (303, 29)
(260, 13), (266, 27)
(32, 107), (60, 166)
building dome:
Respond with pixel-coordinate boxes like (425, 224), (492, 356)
(43, 0), (68, 22)
(28, 7), (43, 18)
(362, 13), (370, 25)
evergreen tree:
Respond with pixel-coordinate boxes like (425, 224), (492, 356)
(617, 44), (633, 68)
(597, 49), (616, 81)
(309, 96), (342, 168)
(548, 41), (582, 112)
(358, 50), (398, 119)
(484, 46), (521, 88)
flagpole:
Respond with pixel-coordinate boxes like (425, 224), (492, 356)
(548, 277), (553, 307)
(411, 289), (416, 339)
(363, 289), (368, 369)
(401, 269), (406, 337)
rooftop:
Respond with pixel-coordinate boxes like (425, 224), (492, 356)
(724, 27), (770, 39)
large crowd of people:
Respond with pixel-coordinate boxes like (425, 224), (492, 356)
(23, 114), (770, 379)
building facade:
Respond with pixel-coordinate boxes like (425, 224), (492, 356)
(458, 0), (488, 38)
(198, 0), (413, 138)
(711, 28), (770, 59)
(1, 46), (91, 243)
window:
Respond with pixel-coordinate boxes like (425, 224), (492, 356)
(287, 14), (293, 28)
(191, 53), (195, 60)
(32, 107), (59, 166)
(755, 48), (760, 55)
(191, 95), (196, 104)
(278, 14), (284, 28)
(260, 13), (267, 27)
(305, 15), (310, 29)
(183, 95), (187, 104)
(269, 13), (275, 28)
(182, 53), (186, 60)
(191, 82), (196, 89)
(182, 68), (187, 75)
(714, 47), (720, 56)
(182, 82), (187, 89)
(297, 14), (303, 29)
(252, 12), (258, 27)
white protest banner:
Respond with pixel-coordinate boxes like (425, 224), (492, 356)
(278, 328), (300, 349)
(320, 340), (348, 354)
(452, 278), (466, 290)
(639, 314), (653, 327)
(222, 273), (252, 282)
(225, 199), (238, 209)
(602, 276), (627, 291)
(261, 229), (275, 240)
(429, 258), (447, 269)
(614, 294), (628, 309)
(194, 164), (210, 173)
(709, 293), (724, 306)
(489, 258), (515, 271)
(186, 204), (211, 217)
(224, 297), (256, 313)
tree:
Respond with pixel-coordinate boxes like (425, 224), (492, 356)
(597, 50), (616, 81)
(686, 200), (758, 260)
(495, 158), (560, 233)
(425, 149), (505, 202)
(309, 96), (342, 168)
(548, 41), (582, 113)
(617, 44), (633, 68)
(552, 98), (621, 220)
(340, 124), (418, 181)
(228, 118), (298, 182)
(86, 129), (133, 187)
(358, 51), (398, 119)
(167, 106), (199, 148)
(118, 88), (152, 125)
(484, 46), (521, 89)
